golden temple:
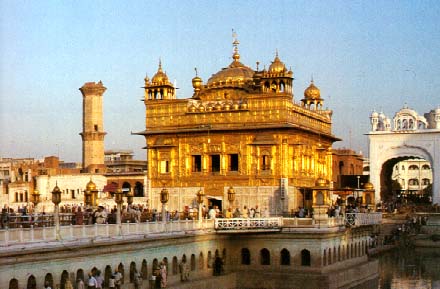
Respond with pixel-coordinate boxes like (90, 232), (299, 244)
(137, 34), (340, 213)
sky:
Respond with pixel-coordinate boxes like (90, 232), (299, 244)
(1, 0), (439, 162)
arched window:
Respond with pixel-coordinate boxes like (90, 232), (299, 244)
(118, 263), (125, 284)
(409, 179), (419, 186)
(422, 178), (430, 186)
(172, 256), (178, 275)
(280, 248), (290, 265)
(207, 251), (212, 268)
(199, 252), (204, 270)
(409, 165), (419, 170)
(44, 273), (54, 289)
(422, 164), (430, 170)
(152, 259), (159, 275)
(191, 254), (196, 271)
(27, 275), (36, 289)
(122, 182), (131, 194)
(76, 269), (84, 283)
(104, 265), (112, 287)
(60, 270), (69, 289)
(141, 260), (148, 279)
(163, 257), (169, 272)
(260, 248), (270, 265)
(130, 261), (136, 283)
(301, 249), (311, 266)
(241, 248), (251, 265)
(328, 248), (332, 264)
(9, 279), (19, 289)
(134, 182), (144, 197)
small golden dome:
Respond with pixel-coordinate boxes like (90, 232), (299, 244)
(363, 182), (374, 190)
(151, 60), (169, 84)
(315, 178), (327, 187)
(304, 80), (321, 100)
(240, 102), (248, 109)
(224, 103), (231, 110)
(86, 179), (97, 191)
(192, 67), (203, 91)
(198, 105), (205, 112)
(189, 104), (197, 112)
(52, 185), (61, 193)
(232, 102), (240, 110)
(215, 103), (222, 110)
(268, 52), (286, 73)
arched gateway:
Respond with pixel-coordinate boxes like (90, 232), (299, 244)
(368, 106), (440, 204)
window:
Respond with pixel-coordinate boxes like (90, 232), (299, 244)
(409, 165), (419, 170)
(94, 124), (98, 131)
(422, 179), (430, 185)
(422, 164), (430, 170)
(192, 155), (202, 172)
(260, 248), (270, 265)
(281, 249), (290, 265)
(241, 248), (251, 265)
(262, 155), (270, 171)
(210, 155), (220, 173)
(160, 160), (170, 173)
(229, 154), (239, 171)
(301, 249), (311, 266)
(408, 179), (419, 186)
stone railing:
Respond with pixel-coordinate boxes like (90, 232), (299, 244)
(0, 219), (214, 247)
(282, 216), (346, 228)
(214, 217), (282, 231)
(345, 213), (382, 227)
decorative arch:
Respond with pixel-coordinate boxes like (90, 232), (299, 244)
(130, 261), (136, 283)
(134, 182), (144, 197)
(191, 254), (196, 271)
(60, 270), (69, 289)
(301, 249), (311, 266)
(152, 259), (159, 275)
(76, 269), (85, 282)
(118, 263), (125, 284)
(280, 248), (290, 265)
(369, 142), (439, 204)
(44, 273), (54, 289)
(27, 275), (36, 289)
(199, 252), (204, 270)
(104, 265), (112, 288)
(9, 279), (19, 289)
(172, 256), (178, 275)
(260, 248), (270, 265)
(141, 260), (148, 279)
(241, 248), (251, 265)
(207, 251), (212, 268)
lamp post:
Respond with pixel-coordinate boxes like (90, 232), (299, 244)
(31, 190), (40, 213)
(114, 188), (124, 226)
(51, 184), (62, 240)
(160, 188), (169, 224)
(196, 189), (205, 222)
(227, 186), (235, 209)
(126, 189), (134, 208)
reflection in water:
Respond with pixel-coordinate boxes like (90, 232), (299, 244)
(377, 248), (440, 289)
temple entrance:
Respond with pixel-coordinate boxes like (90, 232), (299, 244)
(208, 198), (222, 212)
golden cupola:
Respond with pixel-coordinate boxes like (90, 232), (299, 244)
(151, 59), (170, 85)
(304, 80), (321, 100)
(301, 79), (324, 110)
(144, 59), (176, 101)
(86, 179), (97, 191)
(268, 51), (287, 74)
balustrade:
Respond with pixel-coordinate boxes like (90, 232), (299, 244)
(0, 213), (382, 247)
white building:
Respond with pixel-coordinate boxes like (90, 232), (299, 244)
(392, 159), (432, 194)
(368, 105), (440, 204)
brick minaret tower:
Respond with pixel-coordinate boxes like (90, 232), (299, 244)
(79, 81), (107, 173)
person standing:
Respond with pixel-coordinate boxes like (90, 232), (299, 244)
(113, 269), (122, 289)
(95, 270), (103, 289)
(160, 261), (167, 288)
(108, 275), (116, 289)
(87, 272), (97, 289)
(242, 206), (249, 218)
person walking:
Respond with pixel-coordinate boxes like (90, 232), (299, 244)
(87, 272), (97, 289)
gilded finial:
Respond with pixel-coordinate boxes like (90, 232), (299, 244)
(232, 29), (240, 61)
(256, 61), (260, 71)
(194, 67), (198, 77)
(158, 58), (162, 71)
(311, 74), (314, 83)
(275, 49), (279, 58)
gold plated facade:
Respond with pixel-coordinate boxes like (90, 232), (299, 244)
(137, 35), (339, 213)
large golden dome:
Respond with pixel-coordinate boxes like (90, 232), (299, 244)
(304, 80), (321, 100)
(268, 53), (286, 73)
(151, 60), (169, 84)
(207, 59), (254, 85)
(207, 36), (254, 86)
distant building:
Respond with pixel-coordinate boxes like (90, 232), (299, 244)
(331, 148), (364, 189)
(391, 159), (432, 195)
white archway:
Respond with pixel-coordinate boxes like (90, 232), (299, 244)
(369, 134), (439, 204)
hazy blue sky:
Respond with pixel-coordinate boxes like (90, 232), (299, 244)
(1, 0), (439, 162)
